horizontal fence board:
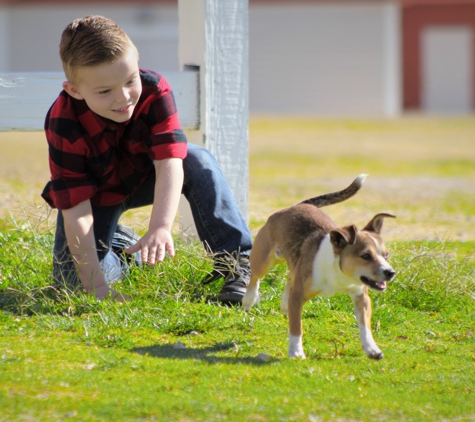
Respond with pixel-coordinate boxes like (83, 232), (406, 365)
(0, 71), (199, 131)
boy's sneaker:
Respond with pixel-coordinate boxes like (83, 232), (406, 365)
(203, 253), (251, 305)
(111, 224), (142, 267)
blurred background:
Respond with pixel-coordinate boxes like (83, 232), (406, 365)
(1, 0), (474, 116)
(1, 0), (474, 243)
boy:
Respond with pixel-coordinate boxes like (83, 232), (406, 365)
(42, 15), (252, 304)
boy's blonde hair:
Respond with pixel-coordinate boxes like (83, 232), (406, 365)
(60, 15), (138, 83)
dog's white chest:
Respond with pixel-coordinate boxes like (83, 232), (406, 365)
(310, 235), (362, 296)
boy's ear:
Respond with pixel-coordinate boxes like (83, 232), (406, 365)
(62, 81), (84, 100)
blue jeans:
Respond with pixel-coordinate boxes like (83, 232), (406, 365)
(52, 143), (253, 288)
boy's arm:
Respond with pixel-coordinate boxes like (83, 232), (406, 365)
(125, 158), (184, 265)
(62, 200), (129, 302)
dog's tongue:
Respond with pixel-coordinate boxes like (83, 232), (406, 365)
(378, 281), (387, 290)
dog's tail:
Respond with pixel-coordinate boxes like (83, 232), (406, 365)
(299, 174), (367, 208)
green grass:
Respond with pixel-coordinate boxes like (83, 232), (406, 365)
(1, 117), (475, 421)
(1, 219), (475, 421)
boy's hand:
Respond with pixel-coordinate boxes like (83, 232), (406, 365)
(124, 227), (175, 265)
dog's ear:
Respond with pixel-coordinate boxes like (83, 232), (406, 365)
(330, 225), (358, 250)
(363, 213), (396, 234)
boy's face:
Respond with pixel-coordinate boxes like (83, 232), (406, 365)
(63, 48), (142, 123)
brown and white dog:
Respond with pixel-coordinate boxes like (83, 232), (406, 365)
(242, 175), (395, 360)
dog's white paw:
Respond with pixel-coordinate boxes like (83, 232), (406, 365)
(242, 290), (258, 311)
(363, 343), (384, 360)
(288, 349), (306, 359)
(288, 334), (306, 359)
(366, 348), (384, 360)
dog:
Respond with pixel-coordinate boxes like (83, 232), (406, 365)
(242, 175), (395, 360)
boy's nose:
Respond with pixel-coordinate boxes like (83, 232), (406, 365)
(116, 88), (130, 102)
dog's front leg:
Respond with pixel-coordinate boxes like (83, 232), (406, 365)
(350, 289), (383, 360)
(288, 282), (306, 359)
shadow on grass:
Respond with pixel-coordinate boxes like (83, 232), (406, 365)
(0, 286), (64, 315)
(130, 342), (276, 366)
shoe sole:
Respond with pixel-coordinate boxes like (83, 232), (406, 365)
(218, 291), (244, 305)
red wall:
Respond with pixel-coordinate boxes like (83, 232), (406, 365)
(403, 3), (475, 109)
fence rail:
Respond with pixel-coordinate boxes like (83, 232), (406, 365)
(0, 71), (200, 132)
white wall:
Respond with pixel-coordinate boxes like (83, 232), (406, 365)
(5, 5), (179, 74)
(249, 2), (401, 116)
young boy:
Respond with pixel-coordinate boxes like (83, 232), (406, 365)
(42, 15), (253, 304)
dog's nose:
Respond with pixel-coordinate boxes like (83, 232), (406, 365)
(384, 269), (396, 280)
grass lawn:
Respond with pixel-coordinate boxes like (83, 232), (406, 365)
(1, 116), (475, 421)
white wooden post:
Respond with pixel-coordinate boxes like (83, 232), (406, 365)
(178, 0), (249, 220)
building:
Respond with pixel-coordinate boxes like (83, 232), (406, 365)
(402, 0), (475, 113)
(0, 0), (473, 115)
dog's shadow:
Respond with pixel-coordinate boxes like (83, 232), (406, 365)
(130, 341), (275, 365)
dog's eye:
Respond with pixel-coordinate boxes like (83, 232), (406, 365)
(385, 252), (390, 259)
(361, 253), (372, 261)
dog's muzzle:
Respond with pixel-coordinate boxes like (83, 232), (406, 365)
(361, 269), (395, 292)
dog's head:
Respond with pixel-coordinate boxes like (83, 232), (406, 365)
(329, 213), (396, 292)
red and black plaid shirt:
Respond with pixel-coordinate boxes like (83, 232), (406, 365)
(41, 70), (188, 210)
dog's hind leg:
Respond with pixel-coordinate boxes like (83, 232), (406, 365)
(350, 288), (383, 360)
(242, 273), (262, 311)
(287, 274), (306, 359)
(242, 228), (277, 311)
